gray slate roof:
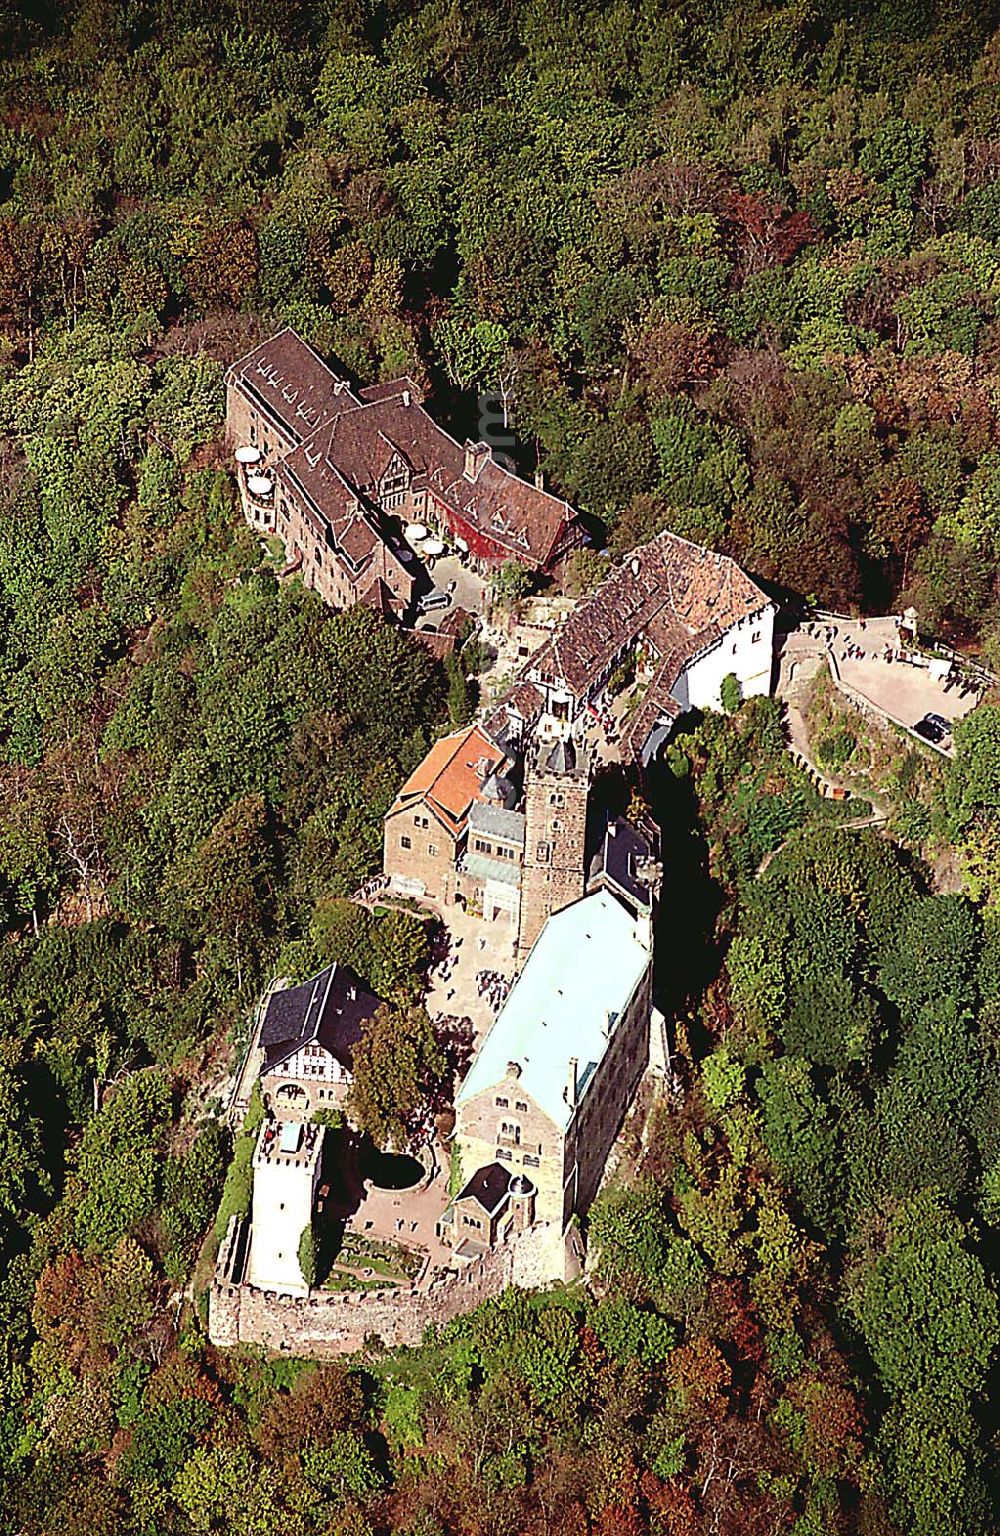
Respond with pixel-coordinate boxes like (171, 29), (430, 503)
(260, 962), (382, 1074)
(588, 818), (657, 911)
(468, 801), (526, 844)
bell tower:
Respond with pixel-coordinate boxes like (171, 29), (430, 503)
(516, 736), (591, 959)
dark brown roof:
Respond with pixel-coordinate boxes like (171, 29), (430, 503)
(456, 1161), (512, 1215)
(288, 386), (573, 569)
(528, 532), (770, 700)
(361, 577), (396, 617)
(406, 627), (457, 660)
(230, 330), (580, 598)
(482, 681), (545, 752)
(340, 517), (380, 565)
(227, 328), (359, 445)
(438, 606), (473, 639)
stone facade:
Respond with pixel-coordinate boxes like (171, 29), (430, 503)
(209, 1220), (585, 1356)
(225, 330), (581, 628)
(382, 802), (455, 902)
(454, 1065), (566, 1227)
(516, 739), (591, 959)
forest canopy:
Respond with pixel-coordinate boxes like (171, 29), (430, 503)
(3, 1), (1000, 1533)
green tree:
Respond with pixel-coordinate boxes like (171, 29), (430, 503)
(298, 1221), (318, 1289)
(347, 1002), (446, 1148)
(489, 560), (535, 608)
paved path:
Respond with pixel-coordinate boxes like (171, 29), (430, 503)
(776, 634), (892, 812)
(423, 901), (517, 1050)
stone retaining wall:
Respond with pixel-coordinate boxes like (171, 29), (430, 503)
(209, 1222), (583, 1357)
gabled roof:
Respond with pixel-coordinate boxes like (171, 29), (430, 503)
(588, 818), (657, 911)
(260, 962), (382, 1075)
(483, 681), (545, 753)
(387, 725), (509, 838)
(527, 531), (770, 700)
(456, 891), (651, 1131)
(227, 328), (359, 445)
(360, 576), (395, 617)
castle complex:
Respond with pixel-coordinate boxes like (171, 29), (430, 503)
(210, 332), (778, 1350)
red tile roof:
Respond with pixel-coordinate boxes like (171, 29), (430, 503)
(387, 725), (509, 838)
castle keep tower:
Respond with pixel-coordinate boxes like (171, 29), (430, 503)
(516, 737), (591, 958)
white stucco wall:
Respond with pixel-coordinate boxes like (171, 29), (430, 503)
(246, 1127), (325, 1296)
(673, 604), (775, 713)
(280, 1045), (346, 1087)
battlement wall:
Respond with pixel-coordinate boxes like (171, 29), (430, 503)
(208, 1221), (583, 1357)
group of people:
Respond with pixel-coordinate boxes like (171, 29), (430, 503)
(353, 874), (388, 904)
(432, 935), (463, 1000)
(477, 969), (511, 1012)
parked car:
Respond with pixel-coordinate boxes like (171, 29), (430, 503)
(417, 590), (451, 613)
(923, 712), (951, 734)
(913, 717), (946, 744)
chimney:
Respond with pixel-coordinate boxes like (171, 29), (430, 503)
(464, 441), (489, 481)
(402, 389), (411, 407)
(566, 1056), (578, 1108)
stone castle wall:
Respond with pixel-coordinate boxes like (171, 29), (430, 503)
(209, 1221), (583, 1358)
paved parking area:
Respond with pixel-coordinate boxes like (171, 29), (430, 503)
(417, 554), (486, 619)
(811, 616), (981, 747)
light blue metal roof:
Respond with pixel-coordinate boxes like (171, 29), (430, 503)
(461, 852), (521, 887)
(455, 891), (650, 1130)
